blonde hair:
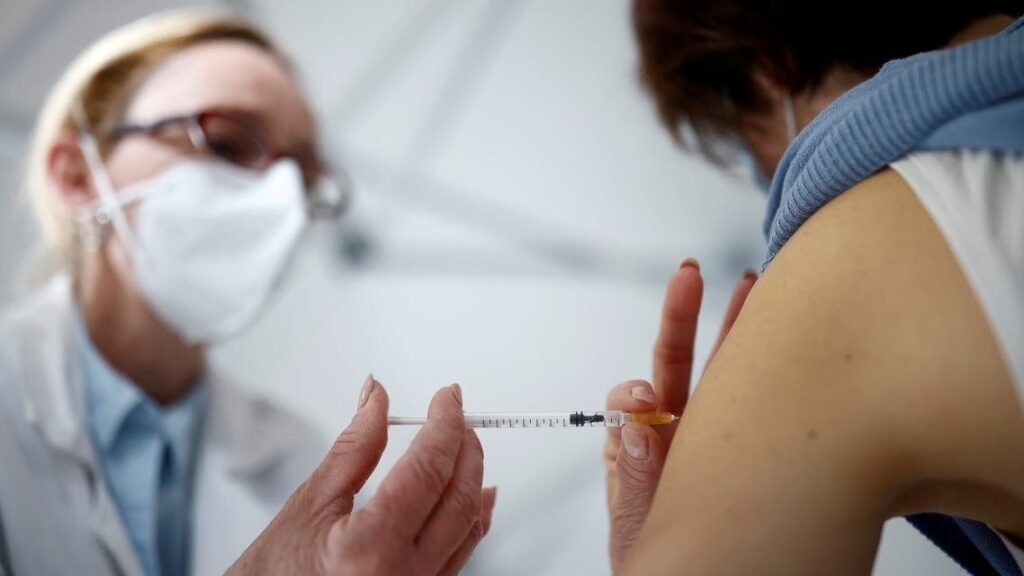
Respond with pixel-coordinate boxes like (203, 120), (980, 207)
(26, 9), (287, 272)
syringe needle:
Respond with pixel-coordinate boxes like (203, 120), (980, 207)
(387, 411), (678, 428)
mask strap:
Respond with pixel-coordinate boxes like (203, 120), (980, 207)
(783, 95), (797, 143)
(72, 102), (143, 253)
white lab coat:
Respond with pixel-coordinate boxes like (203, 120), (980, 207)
(0, 275), (327, 576)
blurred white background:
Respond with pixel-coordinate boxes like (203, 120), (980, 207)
(0, 0), (963, 574)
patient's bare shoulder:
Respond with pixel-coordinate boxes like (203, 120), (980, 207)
(624, 169), (1024, 575)
(788, 168), (1020, 476)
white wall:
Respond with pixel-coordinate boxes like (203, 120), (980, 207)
(0, 1), (964, 574)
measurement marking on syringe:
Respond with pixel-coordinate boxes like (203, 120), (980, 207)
(387, 411), (678, 428)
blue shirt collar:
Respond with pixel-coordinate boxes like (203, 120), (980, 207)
(72, 304), (208, 471)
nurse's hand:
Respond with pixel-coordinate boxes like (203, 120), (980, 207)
(228, 379), (496, 576)
(604, 261), (756, 572)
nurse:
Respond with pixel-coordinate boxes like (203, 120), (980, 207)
(0, 10), (493, 576)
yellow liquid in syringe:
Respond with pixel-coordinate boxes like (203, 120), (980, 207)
(626, 412), (678, 426)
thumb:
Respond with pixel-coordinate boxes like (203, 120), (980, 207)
(308, 375), (389, 512)
(610, 423), (666, 571)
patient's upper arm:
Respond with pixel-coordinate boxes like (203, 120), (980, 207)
(623, 169), (1024, 575)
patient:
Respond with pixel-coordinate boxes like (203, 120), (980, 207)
(603, 1), (1024, 574)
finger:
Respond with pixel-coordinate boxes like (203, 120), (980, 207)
(610, 423), (667, 572)
(480, 485), (497, 536)
(418, 430), (485, 563)
(306, 375), (389, 513)
(605, 379), (657, 446)
(439, 486), (497, 576)
(367, 384), (466, 540)
(604, 380), (657, 507)
(708, 270), (757, 363)
(652, 260), (704, 437)
(605, 379), (658, 413)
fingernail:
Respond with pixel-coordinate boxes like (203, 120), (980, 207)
(680, 257), (700, 271)
(451, 383), (463, 406)
(630, 385), (657, 404)
(622, 426), (649, 460)
(358, 374), (376, 410)
(743, 268), (758, 280)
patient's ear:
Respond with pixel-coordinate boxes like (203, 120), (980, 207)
(46, 133), (95, 209)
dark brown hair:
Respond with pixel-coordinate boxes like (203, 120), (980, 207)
(633, 0), (1023, 158)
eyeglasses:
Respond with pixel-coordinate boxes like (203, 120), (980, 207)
(110, 108), (350, 219)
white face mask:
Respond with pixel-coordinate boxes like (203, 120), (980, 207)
(75, 137), (308, 344)
(782, 94), (797, 144)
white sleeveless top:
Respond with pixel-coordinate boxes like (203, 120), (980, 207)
(891, 149), (1024, 567)
(891, 149), (1024, 407)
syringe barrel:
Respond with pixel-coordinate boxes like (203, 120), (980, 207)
(388, 410), (671, 428)
(462, 413), (571, 427)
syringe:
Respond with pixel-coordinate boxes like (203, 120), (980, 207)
(387, 411), (678, 428)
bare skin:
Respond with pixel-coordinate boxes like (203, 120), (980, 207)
(229, 380), (497, 576)
(47, 40), (317, 405)
(605, 263), (757, 572)
(45, 39), (497, 573)
(606, 13), (1024, 574)
(620, 170), (1024, 574)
